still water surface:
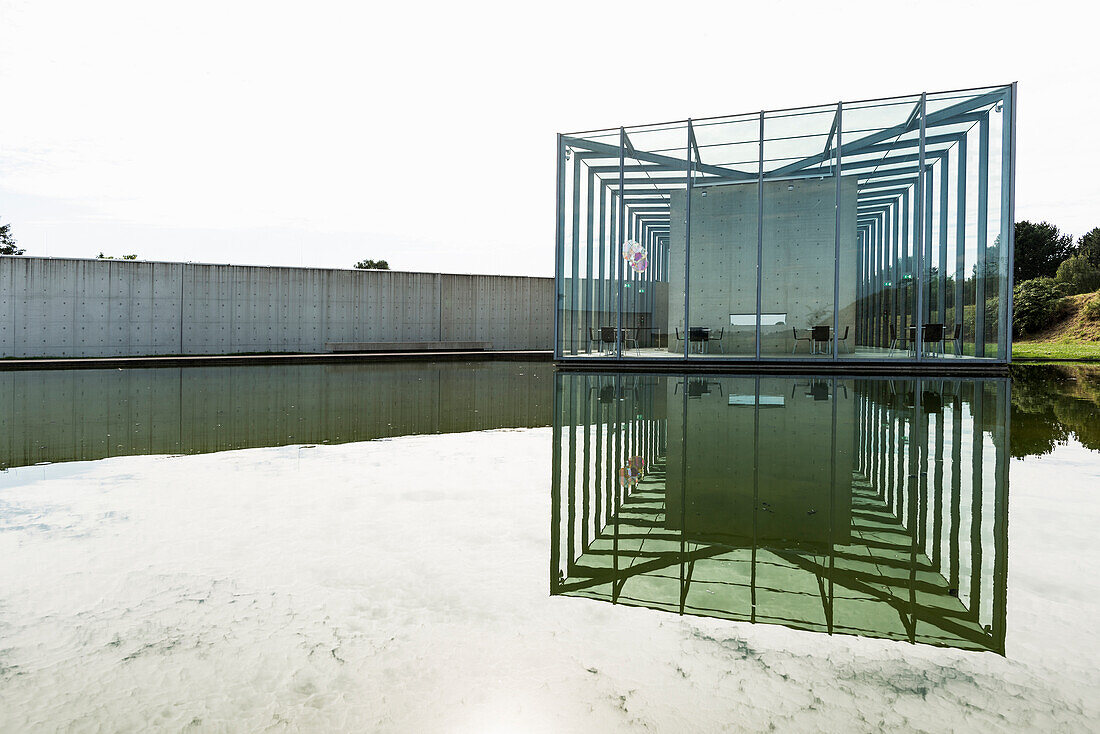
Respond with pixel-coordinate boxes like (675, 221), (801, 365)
(0, 362), (1098, 731)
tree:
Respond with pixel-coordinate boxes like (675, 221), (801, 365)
(1079, 227), (1100, 268)
(1014, 221), (1075, 282)
(354, 259), (390, 270)
(1055, 252), (1100, 295)
(97, 253), (138, 260)
(0, 218), (24, 255)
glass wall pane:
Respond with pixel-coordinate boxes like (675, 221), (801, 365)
(556, 138), (577, 357)
(556, 130), (621, 357)
(619, 122), (688, 359)
(684, 114), (759, 358)
(924, 87), (1011, 360)
(837, 96), (922, 359)
(988, 94), (1010, 360)
(761, 106), (840, 358)
(922, 140), (950, 358)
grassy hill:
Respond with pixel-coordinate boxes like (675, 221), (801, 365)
(1014, 291), (1100, 360)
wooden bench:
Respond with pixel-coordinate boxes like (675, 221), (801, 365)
(325, 341), (491, 353)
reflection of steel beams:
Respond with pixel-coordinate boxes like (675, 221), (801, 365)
(552, 375), (1009, 652)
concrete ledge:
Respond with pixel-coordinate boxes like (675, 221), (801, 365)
(0, 351), (553, 372)
(325, 341), (490, 353)
(555, 358), (1010, 376)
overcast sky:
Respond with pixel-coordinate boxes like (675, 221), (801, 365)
(1, 0), (1096, 276)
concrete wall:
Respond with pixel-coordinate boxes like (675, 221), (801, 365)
(666, 176), (858, 353)
(0, 257), (554, 357)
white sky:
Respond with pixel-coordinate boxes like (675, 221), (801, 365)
(1, 0), (1096, 277)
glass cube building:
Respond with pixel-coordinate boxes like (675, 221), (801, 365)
(554, 84), (1016, 365)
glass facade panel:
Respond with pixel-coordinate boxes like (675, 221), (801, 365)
(619, 122), (689, 359)
(684, 114), (759, 358)
(556, 130), (621, 357)
(841, 95), (921, 360)
(761, 106), (839, 358)
(555, 84), (1015, 365)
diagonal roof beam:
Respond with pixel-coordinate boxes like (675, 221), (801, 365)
(765, 88), (1006, 178)
(790, 148), (949, 179)
(564, 135), (755, 182)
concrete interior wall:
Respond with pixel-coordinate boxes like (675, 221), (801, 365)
(665, 176), (858, 353)
(0, 258), (554, 358)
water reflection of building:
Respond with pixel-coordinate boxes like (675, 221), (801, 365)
(551, 373), (1009, 653)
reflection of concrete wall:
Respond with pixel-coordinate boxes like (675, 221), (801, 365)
(0, 362), (552, 469)
(664, 377), (854, 544)
(0, 258), (554, 357)
(666, 177), (858, 353)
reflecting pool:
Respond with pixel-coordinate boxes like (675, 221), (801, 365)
(0, 361), (1098, 732)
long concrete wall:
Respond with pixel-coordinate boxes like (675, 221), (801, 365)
(0, 257), (554, 358)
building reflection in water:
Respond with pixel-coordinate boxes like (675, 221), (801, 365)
(551, 373), (1009, 654)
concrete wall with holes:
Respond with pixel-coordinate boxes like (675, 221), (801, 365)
(0, 257), (554, 358)
(666, 176), (858, 354)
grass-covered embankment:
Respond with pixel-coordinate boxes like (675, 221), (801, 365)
(1013, 291), (1100, 361)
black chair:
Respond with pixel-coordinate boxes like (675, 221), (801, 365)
(837, 325), (850, 354)
(950, 323), (963, 355)
(791, 327), (812, 354)
(622, 328), (638, 353)
(708, 327), (724, 353)
(674, 327), (684, 351)
(688, 327), (710, 354)
(600, 326), (637, 354)
(599, 327), (617, 355)
(811, 325), (831, 355)
(889, 324), (901, 351)
(923, 323), (945, 355)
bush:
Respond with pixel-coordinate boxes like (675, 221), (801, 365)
(1085, 300), (1100, 322)
(1055, 253), (1100, 295)
(1012, 277), (1069, 337)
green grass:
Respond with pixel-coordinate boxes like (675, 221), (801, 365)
(1012, 341), (1100, 360)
